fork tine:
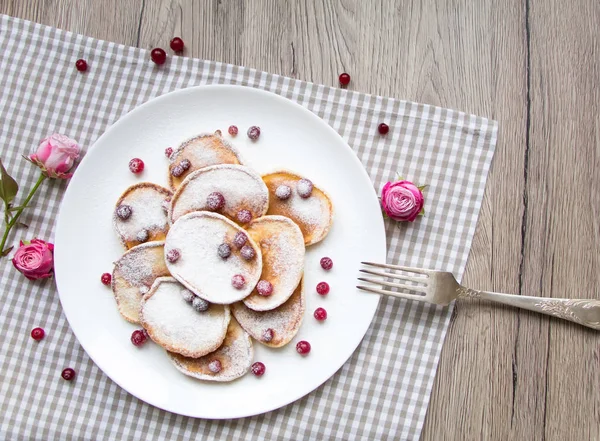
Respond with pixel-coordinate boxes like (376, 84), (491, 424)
(357, 277), (427, 294)
(361, 262), (429, 276)
(359, 269), (428, 285)
(356, 285), (426, 301)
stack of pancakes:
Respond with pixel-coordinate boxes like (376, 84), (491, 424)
(111, 131), (333, 382)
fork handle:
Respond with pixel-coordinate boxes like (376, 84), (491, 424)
(459, 288), (600, 330)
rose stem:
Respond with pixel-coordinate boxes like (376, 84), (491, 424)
(0, 173), (46, 256)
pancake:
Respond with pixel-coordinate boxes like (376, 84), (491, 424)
(140, 277), (230, 358)
(243, 216), (305, 311)
(165, 211), (262, 304)
(231, 279), (304, 348)
(262, 171), (333, 246)
(169, 164), (269, 226)
(168, 132), (243, 190)
(113, 182), (172, 249)
(168, 316), (253, 382)
(111, 241), (170, 323)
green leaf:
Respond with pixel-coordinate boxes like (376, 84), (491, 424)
(419, 207), (425, 216)
(17, 222), (29, 229)
(1, 245), (14, 256)
(418, 185), (428, 191)
(0, 159), (19, 204)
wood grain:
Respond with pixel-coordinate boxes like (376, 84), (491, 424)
(1, 1), (599, 439)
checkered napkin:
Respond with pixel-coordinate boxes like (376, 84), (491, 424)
(0, 14), (497, 441)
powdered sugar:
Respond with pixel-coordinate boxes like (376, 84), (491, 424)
(242, 216), (305, 311)
(170, 165), (268, 224)
(165, 212), (262, 304)
(113, 183), (172, 247)
(140, 277), (230, 357)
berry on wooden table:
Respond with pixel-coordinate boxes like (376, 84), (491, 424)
(339, 72), (351, 86)
(170, 37), (185, 52)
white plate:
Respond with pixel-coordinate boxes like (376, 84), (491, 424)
(54, 85), (386, 419)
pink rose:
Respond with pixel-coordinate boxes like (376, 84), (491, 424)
(29, 134), (80, 179)
(381, 180), (424, 222)
(12, 239), (54, 280)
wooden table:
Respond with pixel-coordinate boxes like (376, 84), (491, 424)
(3, 1), (598, 439)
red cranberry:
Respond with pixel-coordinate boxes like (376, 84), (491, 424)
(296, 340), (311, 355)
(208, 359), (222, 373)
(115, 204), (132, 220)
(262, 328), (274, 342)
(233, 231), (248, 249)
(237, 209), (252, 224)
(247, 126), (261, 140)
(228, 125), (238, 136)
(231, 274), (245, 289)
(131, 329), (148, 346)
(101, 273), (112, 286)
(170, 37), (184, 52)
(171, 164), (184, 177)
(251, 361), (266, 377)
(61, 367), (76, 380)
(165, 147), (173, 158)
(75, 59), (88, 72)
(314, 307), (327, 321)
(150, 48), (167, 65)
(378, 123), (389, 135)
(320, 257), (333, 270)
(180, 159), (191, 171)
(316, 281), (329, 295)
(218, 243), (231, 259)
(192, 296), (209, 312)
(129, 158), (144, 174)
(297, 179), (313, 198)
(275, 185), (291, 200)
(166, 249), (180, 263)
(206, 192), (225, 211)
(256, 280), (273, 296)
(339, 72), (351, 86)
(181, 290), (195, 303)
(136, 229), (149, 242)
(240, 245), (255, 260)
(31, 327), (45, 341)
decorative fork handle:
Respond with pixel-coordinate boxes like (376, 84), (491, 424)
(458, 288), (600, 330)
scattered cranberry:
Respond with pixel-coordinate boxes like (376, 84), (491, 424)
(180, 159), (191, 171)
(256, 280), (273, 296)
(166, 249), (180, 263)
(240, 245), (255, 260)
(275, 185), (292, 200)
(75, 59), (88, 72)
(228, 125), (238, 136)
(233, 232), (248, 249)
(181, 290), (195, 303)
(297, 179), (313, 198)
(208, 359), (222, 373)
(101, 273), (112, 285)
(61, 367), (76, 381)
(314, 307), (327, 321)
(247, 126), (261, 140)
(206, 192), (225, 211)
(150, 47), (167, 65)
(128, 158), (144, 174)
(165, 147), (173, 158)
(170, 37), (185, 52)
(296, 340), (311, 355)
(320, 257), (333, 270)
(116, 204), (132, 220)
(316, 281), (330, 295)
(131, 329), (148, 346)
(192, 296), (209, 312)
(237, 209), (252, 224)
(218, 243), (231, 259)
(171, 164), (184, 177)
(262, 328), (274, 342)
(136, 229), (149, 242)
(231, 274), (245, 289)
(339, 72), (351, 86)
(251, 362), (266, 377)
(378, 123), (389, 135)
(31, 327), (45, 341)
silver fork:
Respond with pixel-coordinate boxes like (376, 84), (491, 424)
(357, 262), (600, 330)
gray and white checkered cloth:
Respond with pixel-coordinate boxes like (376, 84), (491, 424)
(0, 14), (497, 441)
